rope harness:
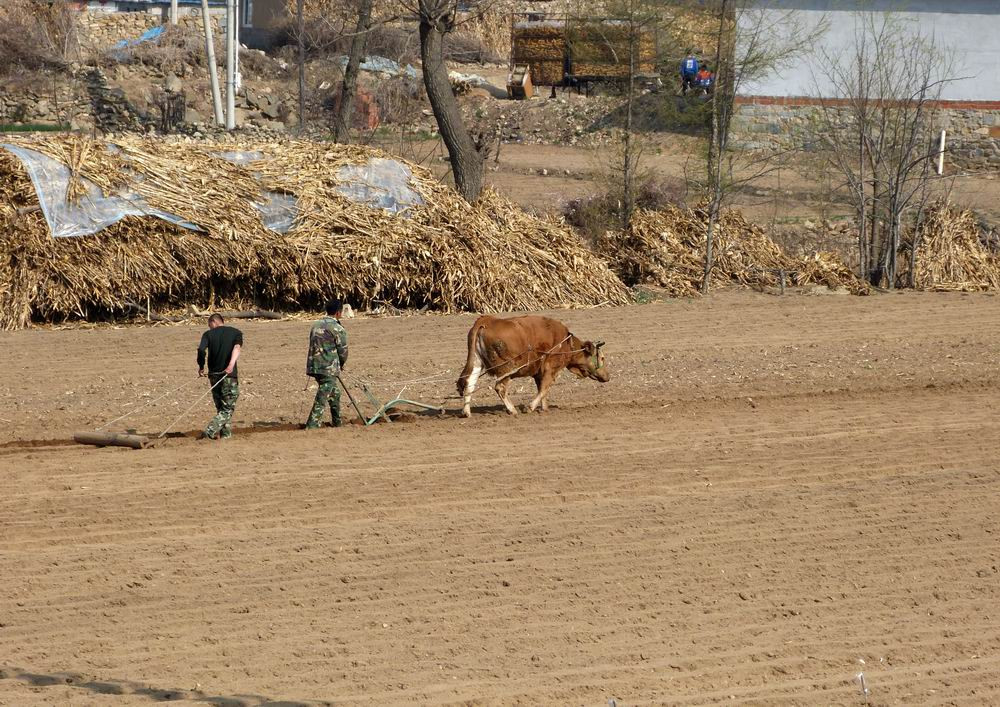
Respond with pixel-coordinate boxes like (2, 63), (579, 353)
(95, 377), (200, 431)
(157, 373), (229, 438)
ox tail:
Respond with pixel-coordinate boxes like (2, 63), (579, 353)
(456, 319), (488, 398)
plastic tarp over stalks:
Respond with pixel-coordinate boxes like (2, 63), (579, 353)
(3, 143), (424, 239)
(215, 150), (299, 233)
(335, 157), (422, 215)
(1, 143), (198, 238)
(214, 151), (422, 226)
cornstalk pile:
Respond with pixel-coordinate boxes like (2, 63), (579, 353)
(663, 5), (720, 59)
(908, 202), (1000, 291)
(512, 22), (565, 86)
(597, 205), (870, 296)
(0, 135), (629, 329)
(568, 22), (656, 78)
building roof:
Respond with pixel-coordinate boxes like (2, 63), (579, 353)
(110, 0), (226, 6)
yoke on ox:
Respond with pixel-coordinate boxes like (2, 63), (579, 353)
(456, 315), (609, 417)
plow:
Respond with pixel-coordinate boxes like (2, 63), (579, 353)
(72, 370), (447, 450)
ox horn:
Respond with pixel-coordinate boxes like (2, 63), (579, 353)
(595, 340), (605, 348)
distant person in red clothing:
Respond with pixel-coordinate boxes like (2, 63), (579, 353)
(696, 65), (714, 94)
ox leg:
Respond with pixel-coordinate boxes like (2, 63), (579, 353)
(461, 359), (484, 419)
(529, 371), (554, 412)
(495, 377), (518, 415)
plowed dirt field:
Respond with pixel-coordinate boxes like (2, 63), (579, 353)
(2, 291), (1000, 705)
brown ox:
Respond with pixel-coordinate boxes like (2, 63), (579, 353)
(456, 315), (609, 417)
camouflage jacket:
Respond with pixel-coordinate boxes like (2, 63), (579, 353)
(307, 316), (348, 376)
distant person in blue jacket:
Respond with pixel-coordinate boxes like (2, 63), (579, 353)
(680, 50), (700, 94)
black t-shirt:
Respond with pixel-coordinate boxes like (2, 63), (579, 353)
(197, 325), (244, 379)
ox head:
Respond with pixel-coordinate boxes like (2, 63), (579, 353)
(568, 340), (610, 383)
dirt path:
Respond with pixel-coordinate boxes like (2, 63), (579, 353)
(2, 292), (1000, 704)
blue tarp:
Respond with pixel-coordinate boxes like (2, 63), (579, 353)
(113, 25), (165, 51)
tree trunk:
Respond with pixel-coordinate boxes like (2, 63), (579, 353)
(703, 194), (722, 293)
(621, 19), (636, 230)
(703, 0), (730, 294)
(887, 210), (901, 289)
(867, 186), (880, 285)
(418, 2), (484, 203)
(334, 0), (374, 143)
(908, 211), (922, 288)
(857, 132), (866, 278)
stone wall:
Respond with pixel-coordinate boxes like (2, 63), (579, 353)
(78, 10), (159, 51)
(0, 81), (91, 129)
(731, 98), (1000, 172)
(77, 9), (225, 52)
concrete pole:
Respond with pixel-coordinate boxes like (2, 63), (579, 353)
(234, 0), (242, 92)
(169, 0), (178, 25)
(201, 0), (224, 125)
(937, 130), (947, 175)
(297, 0), (305, 131)
(225, 0), (236, 129)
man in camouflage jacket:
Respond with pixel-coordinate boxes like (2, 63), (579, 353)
(305, 299), (349, 429)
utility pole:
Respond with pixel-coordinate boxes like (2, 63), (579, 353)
(297, 0), (305, 131)
(170, 0), (178, 25)
(225, 0), (236, 129)
(234, 0), (242, 92)
(201, 0), (224, 125)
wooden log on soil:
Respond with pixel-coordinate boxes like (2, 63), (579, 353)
(215, 309), (285, 320)
(126, 302), (285, 322)
(73, 432), (154, 449)
(124, 300), (187, 323)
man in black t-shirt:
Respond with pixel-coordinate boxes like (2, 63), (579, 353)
(197, 313), (243, 439)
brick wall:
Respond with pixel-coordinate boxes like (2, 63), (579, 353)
(731, 99), (1000, 172)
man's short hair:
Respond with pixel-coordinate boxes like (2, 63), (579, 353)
(208, 313), (225, 325)
(326, 299), (343, 316)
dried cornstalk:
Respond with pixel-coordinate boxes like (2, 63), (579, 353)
(597, 205), (871, 296)
(906, 202), (1000, 292)
(0, 136), (629, 329)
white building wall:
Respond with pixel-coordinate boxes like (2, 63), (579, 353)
(739, 0), (1000, 102)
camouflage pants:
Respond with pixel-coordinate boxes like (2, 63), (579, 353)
(205, 376), (240, 439)
(306, 374), (342, 429)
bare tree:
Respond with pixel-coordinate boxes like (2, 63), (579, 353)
(0, 0), (80, 75)
(290, 0), (353, 133)
(596, 2), (660, 229)
(333, 0), (375, 142)
(698, 0), (825, 293)
(810, 12), (958, 287)
(562, 0), (673, 231)
(290, 0), (400, 135)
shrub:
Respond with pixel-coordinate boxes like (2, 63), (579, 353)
(564, 176), (688, 243)
(0, 0), (81, 76)
(105, 25), (208, 76)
